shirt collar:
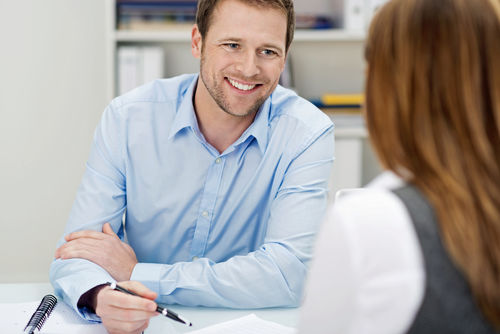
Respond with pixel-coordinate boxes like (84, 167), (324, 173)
(231, 97), (270, 154)
(168, 75), (201, 140)
(169, 74), (271, 154)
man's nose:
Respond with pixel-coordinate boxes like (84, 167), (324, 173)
(235, 51), (260, 78)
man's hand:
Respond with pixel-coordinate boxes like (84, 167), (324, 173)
(95, 281), (158, 334)
(55, 223), (138, 281)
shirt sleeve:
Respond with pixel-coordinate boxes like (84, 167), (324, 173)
(51, 100), (335, 312)
(49, 103), (126, 321)
(130, 126), (335, 308)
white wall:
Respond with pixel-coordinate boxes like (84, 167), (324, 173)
(0, 0), (107, 282)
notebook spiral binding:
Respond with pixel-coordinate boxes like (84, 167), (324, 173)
(23, 294), (58, 334)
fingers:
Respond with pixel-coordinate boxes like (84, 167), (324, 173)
(96, 282), (158, 334)
(119, 281), (158, 301)
(65, 230), (107, 242)
(106, 292), (157, 314)
(99, 281), (158, 314)
(55, 229), (138, 282)
(65, 222), (116, 241)
(55, 238), (102, 260)
(103, 318), (150, 334)
(102, 222), (117, 236)
(58, 222), (117, 258)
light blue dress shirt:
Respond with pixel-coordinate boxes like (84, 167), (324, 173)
(50, 74), (334, 321)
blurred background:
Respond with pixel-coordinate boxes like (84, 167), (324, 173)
(0, 0), (382, 283)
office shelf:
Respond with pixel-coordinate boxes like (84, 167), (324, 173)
(106, 0), (374, 192)
(114, 28), (365, 43)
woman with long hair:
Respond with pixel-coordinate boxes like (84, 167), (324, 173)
(298, 0), (500, 332)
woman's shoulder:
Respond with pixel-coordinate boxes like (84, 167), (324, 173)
(332, 171), (411, 232)
(302, 172), (425, 333)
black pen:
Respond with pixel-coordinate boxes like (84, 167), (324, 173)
(106, 282), (192, 327)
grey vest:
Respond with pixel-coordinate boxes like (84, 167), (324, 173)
(393, 185), (497, 334)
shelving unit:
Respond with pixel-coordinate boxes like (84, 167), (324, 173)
(106, 0), (367, 100)
(294, 29), (365, 42)
(114, 30), (193, 42)
(113, 28), (365, 43)
(104, 0), (379, 194)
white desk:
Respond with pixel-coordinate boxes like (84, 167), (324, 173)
(0, 283), (298, 333)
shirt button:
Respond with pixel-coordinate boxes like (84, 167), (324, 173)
(202, 211), (209, 217)
(215, 157), (222, 164)
(192, 256), (199, 261)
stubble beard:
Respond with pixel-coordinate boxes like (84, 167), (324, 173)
(199, 56), (268, 118)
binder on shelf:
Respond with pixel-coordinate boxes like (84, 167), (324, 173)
(142, 46), (165, 84)
(116, 0), (198, 31)
(321, 93), (364, 106)
(310, 93), (364, 115)
(342, 0), (389, 31)
(118, 45), (165, 95)
(343, 0), (366, 30)
(365, 0), (388, 27)
(118, 46), (140, 95)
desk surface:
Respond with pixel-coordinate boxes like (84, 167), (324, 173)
(0, 283), (299, 333)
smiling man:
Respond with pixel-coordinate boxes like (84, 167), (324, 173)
(50, 0), (334, 333)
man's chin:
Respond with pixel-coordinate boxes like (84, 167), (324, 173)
(222, 109), (256, 118)
(222, 103), (262, 118)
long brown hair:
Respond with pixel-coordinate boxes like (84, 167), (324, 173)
(365, 0), (500, 327)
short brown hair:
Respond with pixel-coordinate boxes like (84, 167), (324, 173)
(365, 0), (500, 328)
(196, 0), (295, 52)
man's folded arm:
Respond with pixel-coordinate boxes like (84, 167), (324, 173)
(129, 127), (335, 308)
(50, 104), (127, 321)
(50, 105), (335, 312)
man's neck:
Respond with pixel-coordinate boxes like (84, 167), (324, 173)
(199, 114), (255, 154)
(193, 81), (257, 154)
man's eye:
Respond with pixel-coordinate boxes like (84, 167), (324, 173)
(226, 43), (239, 49)
(261, 49), (277, 56)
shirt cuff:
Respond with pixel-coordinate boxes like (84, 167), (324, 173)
(130, 263), (164, 295)
(78, 306), (103, 323)
(61, 278), (110, 322)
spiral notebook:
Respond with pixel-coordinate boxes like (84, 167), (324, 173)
(0, 295), (107, 333)
(23, 295), (58, 333)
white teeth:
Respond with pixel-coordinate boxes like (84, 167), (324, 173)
(228, 78), (256, 91)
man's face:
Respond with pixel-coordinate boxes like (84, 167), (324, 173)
(192, 0), (287, 118)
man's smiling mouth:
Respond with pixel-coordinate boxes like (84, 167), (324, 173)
(227, 78), (260, 91)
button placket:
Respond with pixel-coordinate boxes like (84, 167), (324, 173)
(189, 156), (225, 259)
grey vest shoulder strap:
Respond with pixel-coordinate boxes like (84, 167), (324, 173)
(393, 185), (497, 334)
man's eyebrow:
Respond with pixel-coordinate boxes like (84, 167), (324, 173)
(216, 38), (284, 53)
(215, 37), (243, 43)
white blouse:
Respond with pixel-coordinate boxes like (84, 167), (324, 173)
(298, 172), (425, 334)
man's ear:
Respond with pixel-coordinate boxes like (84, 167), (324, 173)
(191, 24), (202, 58)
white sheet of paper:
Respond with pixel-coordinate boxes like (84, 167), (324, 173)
(188, 314), (296, 334)
(0, 300), (107, 333)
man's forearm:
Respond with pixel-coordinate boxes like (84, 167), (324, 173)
(130, 244), (307, 308)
